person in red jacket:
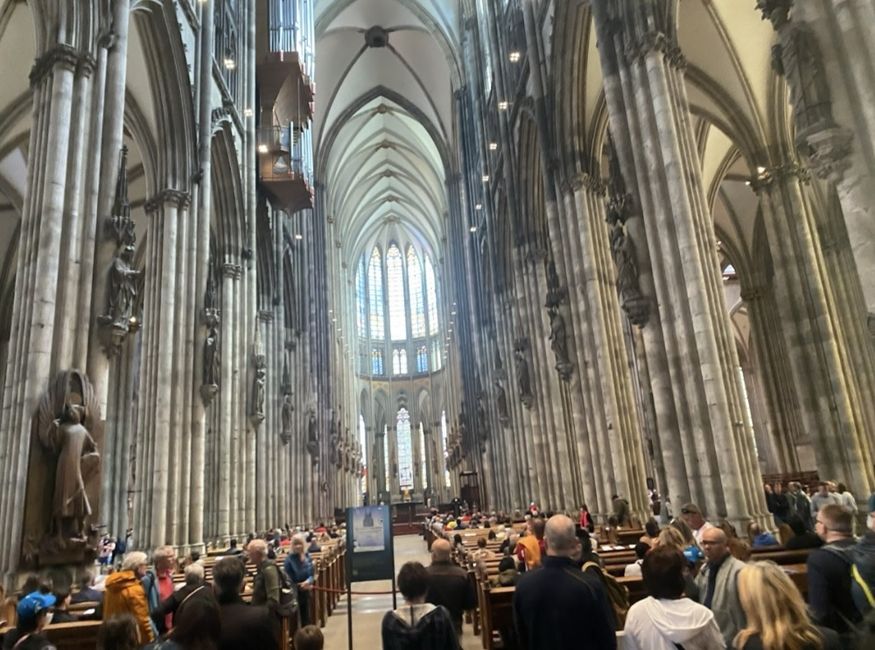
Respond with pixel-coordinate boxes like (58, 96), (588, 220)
(578, 504), (594, 532)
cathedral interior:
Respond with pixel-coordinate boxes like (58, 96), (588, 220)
(0, 0), (873, 587)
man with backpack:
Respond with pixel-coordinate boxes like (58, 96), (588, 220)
(513, 515), (616, 649)
(851, 495), (875, 615)
(249, 539), (298, 646)
(808, 504), (862, 637)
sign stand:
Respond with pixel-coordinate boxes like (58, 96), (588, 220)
(344, 505), (396, 650)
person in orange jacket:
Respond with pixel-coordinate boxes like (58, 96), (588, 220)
(103, 551), (155, 644)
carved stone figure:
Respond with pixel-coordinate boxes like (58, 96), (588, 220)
(306, 410), (318, 458)
(251, 366), (266, 424)
(203, 326), (219, 387)
(548, 308), (573, 381)
(281, 393), (293, 445)
(494, 380), (510, 426)
(105, 245), (140, 330)
(514, 338), (534, 409)
(27, 370), (101, 566)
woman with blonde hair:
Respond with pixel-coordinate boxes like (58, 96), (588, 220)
(734, 562), (840, 650)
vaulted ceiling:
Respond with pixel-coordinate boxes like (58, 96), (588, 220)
(314, 0), (460, 263)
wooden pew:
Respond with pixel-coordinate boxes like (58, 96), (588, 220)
(43, 621), (102, 650)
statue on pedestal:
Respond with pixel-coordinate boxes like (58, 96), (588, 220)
(23, 370), (102, 567)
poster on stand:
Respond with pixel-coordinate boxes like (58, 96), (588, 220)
(346, 505), (394, 582)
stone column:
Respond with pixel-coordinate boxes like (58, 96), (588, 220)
(753, 164), (875, 493)
(591, 0), (770, 530)
(759, 0), (875, 325)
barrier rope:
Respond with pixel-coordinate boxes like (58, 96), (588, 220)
(311, 585), (396, 596)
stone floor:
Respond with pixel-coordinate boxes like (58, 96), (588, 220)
(319, 534), (482, 649)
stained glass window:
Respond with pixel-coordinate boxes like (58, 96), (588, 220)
(441, 410), (450, 488)
(392, 348), (409, 375)
(371, 348), (384, 375)
(407, 247), (425, 337)
(359, 415), (368, 496)
(397, 408), (413, 490)
(356, 256), (367, 336)
(419, 422), (428, 490)
(416, 345), (428, 373)
(368, 248), (384, 339)
(425, 255), (439, 335)
(387, 244), (407, 340)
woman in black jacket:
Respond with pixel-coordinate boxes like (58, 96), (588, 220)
(381, 562), (459, 650)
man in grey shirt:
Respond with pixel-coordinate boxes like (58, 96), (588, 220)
(810, 482), (840, 519)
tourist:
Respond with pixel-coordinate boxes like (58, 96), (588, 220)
(624, 542), (651, 577)
(787, 482), (813, 530)
(97, 614), (141, 650)
(211, 556), (277, 650)
(473, 537), (496, 561)
(694, 527), (746, 645)
(808, 504), (861, 636)
(640, 519), (660, 548)
(144, 595), (221, 650)
(810, 483), (840, 519)
(578, 504), (595, 533)
(284, 534), (315, 626)
(142, 545), (177, 635)
(2, 591), (56, 650)
(783, 514), (822, 550)
(50, 588), (76, 623)
(734, 561), (840, 650)
(293, 625), (324, 650)
(680, 504), (715, 546)
(495, 556), (519, 587)
(306, 534), (322, 554)
(623, 546), (723, 650)
(851, 495), (875, 615)
(104, 551), (155, 643)
(381, 561), (460, 649)
(574, 528), (603, 571)
(224, 539), (242, 556)
(836, 482), (858, 522)
(72, 570), (104, 604)
(425, 538), (475, 636)
(613, 494), (631, 527)
(748, 523), (779, 548)
(150, 563), (209, 631)
(513, 515), (616, 649)
(771, 483), (791, 525)
(515, 519), (544, 569)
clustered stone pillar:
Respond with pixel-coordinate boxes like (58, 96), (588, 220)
(0, 2), (131, 578)
(752, 164), (875, 496)
(591, 0), (770, 531)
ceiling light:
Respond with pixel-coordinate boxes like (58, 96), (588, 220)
(469, 226), (477, 233)
(488, 142), (498, 151)
(498, 101), (508, 111)
(508, 51), (521, 62)
(756, 165), (766, 174)
(243, 108), (253, 117)
(475, 203), (482, 210)
(224, 57), (236, 70)
(744, 180), (751, 187)
(258, 144), (269, 154)
(450, 310), (456, 315)
(482, 175), (489, 183)
(295, 233), (303, 240)
(332, 318), (337, 322)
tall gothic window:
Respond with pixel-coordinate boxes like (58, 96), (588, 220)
(358, 415), (368, 496)
(441, 410), (450, 488)
(397, 408), (413, 490)
(419, 422), (428, 490)
(392, 348), (408, 375)
(383, 424), (390, 491)
(425, 255), (439, 335)
(371, 348), (384, 375)
(407, 246), (425, 337)
(387, 244), (406, 340)
(416, 345), (428, 373)
(356, 256), (367, 336)
(368, 247), (384, 339)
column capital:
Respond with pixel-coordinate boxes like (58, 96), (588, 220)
(144, 188), (192, 212)
(750, 160), (810, 191)
(222, 263), (242, 279)
(30, 44), (80, 87)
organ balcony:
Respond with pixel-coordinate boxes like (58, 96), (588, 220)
(257, 50), (314, 127)
(257, 125), (314, 213)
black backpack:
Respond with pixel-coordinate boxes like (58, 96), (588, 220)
(264, 561), (298, 618)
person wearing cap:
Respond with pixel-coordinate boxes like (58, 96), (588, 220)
(2, 591), (57, 650)
(679, 504), (714, 547)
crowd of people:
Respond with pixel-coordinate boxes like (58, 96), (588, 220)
(0, 525), (339, 650)
(419, 482), (875, 649)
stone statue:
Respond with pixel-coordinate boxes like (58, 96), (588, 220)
(203, 326), (219, 387)
(494, 379), (510, 426)
(252, 366), (266, 422)
(514, 338), (534, 409)
(281, 393), (293, 445)
(105, 245), (140, 331)
(306, 410), (318, 458)
(29, 370), (101, 566)
(548, 307), (573, 381)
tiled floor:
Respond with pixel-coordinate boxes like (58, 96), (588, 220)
(319, 534), (482, 649)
